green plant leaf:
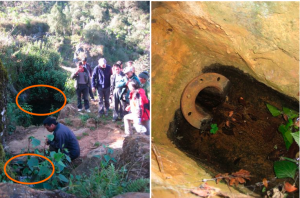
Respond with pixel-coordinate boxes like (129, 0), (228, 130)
(282, 107), (298, 119)
(27, 157), (39, 171)
(31, 138), (41, 147)
(291, 131), (299, 146)
(104, 155), (111, 162)
(22, 167), (29, 175)
(58, 174), (69, 182)
(43, 182), (52, 190)
(274, 161), (298, 179)
(282, 130), (294, 150)
(47, 134), (54, 141)
(38, 166), (50, 176)
(266, 103), (281, 117)
(54, 152), (64, 162)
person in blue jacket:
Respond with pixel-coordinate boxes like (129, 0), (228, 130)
(43, 117), (80, 160)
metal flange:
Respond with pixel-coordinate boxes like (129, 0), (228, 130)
(180, 73), (230, 129)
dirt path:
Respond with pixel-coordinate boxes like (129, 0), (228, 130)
(5, 99), (126, 159)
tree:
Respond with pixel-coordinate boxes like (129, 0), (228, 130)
(48, 3), (68, 35)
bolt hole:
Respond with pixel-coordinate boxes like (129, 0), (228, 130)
(188, 112), (192, 116)
(200, 79), (203, 81)
(217, 77), (220, 81)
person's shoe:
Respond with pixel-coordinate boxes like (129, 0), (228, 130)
(78, 109), (82, 112)
(112, 117), (117, 122)
(86, 109), (91, 113)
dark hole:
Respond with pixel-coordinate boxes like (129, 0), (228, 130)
(217, 77), (220, 81)
(188, 112), (192, 116)
(195, 87), (225, 112)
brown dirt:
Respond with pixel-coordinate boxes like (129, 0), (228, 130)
(168, 66), (299, 195)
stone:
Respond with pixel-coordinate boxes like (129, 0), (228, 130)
(0, 183), (76, 198)
(118, 135), (150, 180)
(73, 128), (90, 137)
(112, 192), (149, 198)
(57, 104), (77, 120)
(70, 117), (83, 128)
(71, 156), (102, 177)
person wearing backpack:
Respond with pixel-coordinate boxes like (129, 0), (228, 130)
(124, 80), (150, 136)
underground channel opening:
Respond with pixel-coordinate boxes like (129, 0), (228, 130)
(168, 65), (299, 197)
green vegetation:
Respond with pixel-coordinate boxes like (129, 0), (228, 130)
(266, 103), (299, 149)
(210, 123), (218, 134)
(66, 147), (149, 197)
(7, 102), (33, 133)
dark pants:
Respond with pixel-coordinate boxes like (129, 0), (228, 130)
(88, 85), (94, 99)
(113, 89), (126, 119)
(76, 84), (89, 110)
(97, 87), (110, 114)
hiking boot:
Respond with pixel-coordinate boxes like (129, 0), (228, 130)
(78, 109), (82, 112)
(86, 109), (91, 113)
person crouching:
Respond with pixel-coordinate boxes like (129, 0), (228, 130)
(124, 80), (150, 136)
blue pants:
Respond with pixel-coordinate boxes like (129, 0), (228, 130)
(97, 87), (110, 114)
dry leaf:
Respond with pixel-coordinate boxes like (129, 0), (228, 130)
(229, 178), (235, 186)
(226, 121), (230, 127)
(283, 114), (288, 122)
(284, 182), (298, 193)
(262, 178), (268, 188)
(231, 118), (236, 122)
(229, 111), (234, 117)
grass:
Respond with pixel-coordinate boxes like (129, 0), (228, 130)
(82, 132), (89, 136)
(76, 136), (82, 140)
(94, 142), (100, 147)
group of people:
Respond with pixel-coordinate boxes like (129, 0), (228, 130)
(71, 57), (150, 136)
(42, 57), (150, 161)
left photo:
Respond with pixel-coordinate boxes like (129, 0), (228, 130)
(0, 1), (150, 197)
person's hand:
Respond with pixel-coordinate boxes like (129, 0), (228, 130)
(45, 138), (49, 145)
(92, 87), (95, 92)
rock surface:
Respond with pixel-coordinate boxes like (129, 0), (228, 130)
(0, 183), (76, 198)
(152, 1), (299, 139)
(119, 135), (150, 181)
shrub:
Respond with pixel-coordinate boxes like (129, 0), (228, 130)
(7, 102), (33, 132)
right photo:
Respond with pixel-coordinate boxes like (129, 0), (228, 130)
(151, 2), (299, 198)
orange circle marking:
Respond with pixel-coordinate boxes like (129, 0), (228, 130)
(4, 153), (55, 185)
(16, 84), (67, 116)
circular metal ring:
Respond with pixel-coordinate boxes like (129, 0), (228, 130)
(180, 73), (230, 129)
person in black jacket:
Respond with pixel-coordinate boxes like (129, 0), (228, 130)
(44, 117), (80, 160)
(92, 58), (112, 117)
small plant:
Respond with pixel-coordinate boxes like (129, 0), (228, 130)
(82, 132), (89, 136)
(80, 114), (90, 125)
(94, 142), (100, 147)
(89, 126), (96, 131)
(76, 136), (82, 140)
(266, 103), (299, 150)
(210, 124), (218, 134)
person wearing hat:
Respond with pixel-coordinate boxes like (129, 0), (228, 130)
(121, 66), (141, 104)
(71, 61), (90, 112)
(43, 117), (80, 160)
(82, 57), (95, 102)
(92, 58), (112, 117)
(138, 71), (150, 101)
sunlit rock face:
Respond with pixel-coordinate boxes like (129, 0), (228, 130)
(152, 1), (299, 142)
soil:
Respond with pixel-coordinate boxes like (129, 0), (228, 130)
(5, 100), (127, 160)
(168, 65), (299, 196)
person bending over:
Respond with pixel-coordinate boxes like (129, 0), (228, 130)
(44, 117), (80, 160)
